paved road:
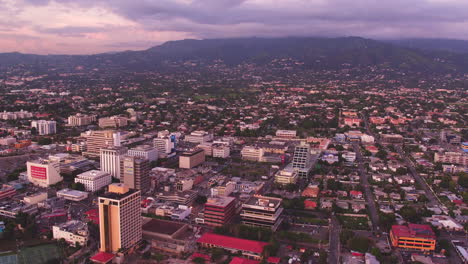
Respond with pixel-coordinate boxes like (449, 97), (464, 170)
(353, 143), (380, 233)
(395, 145), (442, 208)
(328, 215), (341, 264)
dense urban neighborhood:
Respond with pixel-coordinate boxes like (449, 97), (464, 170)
(0, 37), (467, 264)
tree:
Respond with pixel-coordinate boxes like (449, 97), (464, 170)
(195, 195), (207, 205)
(192, 257), (206, 264)
(347, 236), (370, 253)
(458, 173), (468, 188)
(211, 248), (225, 261)
(395, 167), (408, 175)
(376, 150), (388, 160)
(37, 137), (52, 145)
(71, 182), (85, 191)
(399, 205), (420, 223)
(340, 230), (355, 244)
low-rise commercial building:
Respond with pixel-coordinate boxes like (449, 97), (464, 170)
(53, 220), (89, 246)
(75, 170), (112, 192)
(241, 195), (283, 231)
(390, 224), (436, 251)
(56, 189), (89, 201)
(204, 196), (236, 227)
(179, 149), (205, 169)
(197, 233), (268, 260)
(142, 218), (194, 254)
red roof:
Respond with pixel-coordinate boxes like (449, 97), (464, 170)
(90, 252), (114, 263)
(267, 256), (281, 264)
(197, 233), (268, 254)
(304, 200), (317, 209)
(85, 209), (99, 224)
(230, 257), (260, 264)
(350, 190), (362, 196)
(391, 224), (435, 239)
(190, 252), (210, 261)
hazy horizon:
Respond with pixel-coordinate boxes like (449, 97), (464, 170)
(2, 0), (468, 55)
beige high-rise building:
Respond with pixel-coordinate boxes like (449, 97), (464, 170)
(98, 184), (141, 253)
(121, 156), (150, 193)
(83, 130), (121, 158)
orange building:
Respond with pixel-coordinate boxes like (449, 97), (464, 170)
(390, 224), (436, 251)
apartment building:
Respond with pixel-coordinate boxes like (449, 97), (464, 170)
(31, 120), (56, 135)
(100, 147), (127, 179)
(68, 113), (96, 126)
(241, 146), (264, 162)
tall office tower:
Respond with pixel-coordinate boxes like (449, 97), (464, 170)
(98, 183), (141, 253)
(67, 114), (96, 127)
(83, 130), (121, 158)
(121, 156), (150, 193)
(31, 120), (57, 135)
(100, 147), (127, 179)
(127, 145), (158, 162)
(292, 141), (312, 178)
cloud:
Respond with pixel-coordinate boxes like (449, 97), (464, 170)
(2, 0), (468, 54)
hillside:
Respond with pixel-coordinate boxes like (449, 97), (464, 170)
(1, 37), (468, 73)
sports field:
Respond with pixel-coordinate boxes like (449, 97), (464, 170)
(17, 244), (61, 264)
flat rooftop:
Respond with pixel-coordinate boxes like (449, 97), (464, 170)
(142, 218), (186, 236)
(206, 196), (235, 207)
(244, 195), (282, 207)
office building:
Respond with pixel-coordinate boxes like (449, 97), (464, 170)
(142, 218), (194, 254)
(98, 184), (141, 253)
(75, 170), (112, 192)
(0, 185), (16, 200)
(179, 149), (205, 169)
(292, 142), (312, 178)
(212, 144), (230, 158)
(68, 114), (96, 127)
(275, 130), (297, 138)
(127, 145), (158, 162)
(241, 146), (264, 162)
(121, 156), (150, 193)
(53, 220), (89, 246)
(98, 116), (128, 128)
(390, 224), (436, 251)
(204, 196), (236, 227)
(274, 165), (298, 185)
(0, 110), (33, 120)
(27, 159), (63, 187)
(31, 120), (56, 135)
(184, 130), (213, 144)
(100, 147), (127, 179)
(434, 152), (468, 166)
(83, 130), (121, 158)
(56, 189), (89, 201)
(197, 142), (213, 156)
(241, 195), (283, 231)
(153, 136), (176, 158)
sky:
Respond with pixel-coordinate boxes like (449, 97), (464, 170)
(1, 0), (468, 55)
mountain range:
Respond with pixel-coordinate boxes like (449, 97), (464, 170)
(1, 37), (468, 73)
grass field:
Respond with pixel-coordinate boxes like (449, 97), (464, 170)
(17, 244), (61, 264)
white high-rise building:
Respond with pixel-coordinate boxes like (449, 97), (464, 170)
(75, 170), (112, 192)
(100, 147), (127, 179)
(31, 120), (57, 135)
(127, 145), (158, 162)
